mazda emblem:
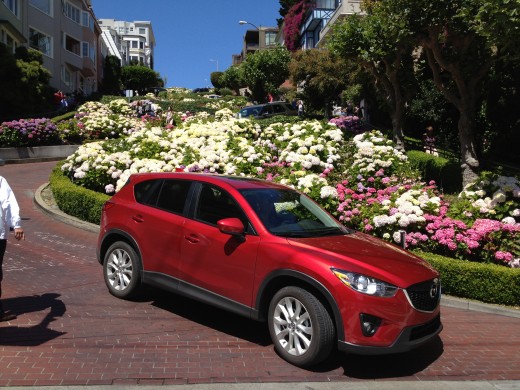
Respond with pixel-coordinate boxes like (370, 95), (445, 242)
(430, 278), (439, 298)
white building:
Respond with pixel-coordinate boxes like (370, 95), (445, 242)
(98, 19), (155, 68)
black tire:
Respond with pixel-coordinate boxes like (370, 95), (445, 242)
(268, 286), (335, 367)
(103, 241), (141, 299)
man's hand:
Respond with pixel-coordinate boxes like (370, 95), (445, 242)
(14, 227), (24, 241)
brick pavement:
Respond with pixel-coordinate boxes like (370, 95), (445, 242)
(0, 161), (519, 386)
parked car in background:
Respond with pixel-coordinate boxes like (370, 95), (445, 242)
(237, 102), (297, 119)
(97, 173), (442, 368)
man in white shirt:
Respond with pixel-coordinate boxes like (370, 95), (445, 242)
(0, 176), (25, 322)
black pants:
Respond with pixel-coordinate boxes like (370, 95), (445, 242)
(0, 239), (6, 313)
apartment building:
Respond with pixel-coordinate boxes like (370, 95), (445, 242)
(233, 25), (279, 65)
(0, 0), (101, 94)
(299, 0), (362, 50)
(98, 19), (155, 69)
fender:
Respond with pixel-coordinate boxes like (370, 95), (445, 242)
(255, 269), (345, 341)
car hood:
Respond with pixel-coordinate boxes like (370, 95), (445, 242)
(286, 231), (438, 287)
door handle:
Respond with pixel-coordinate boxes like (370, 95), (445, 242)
(184, 234), (199, 243)
(132, 215), (144, 223)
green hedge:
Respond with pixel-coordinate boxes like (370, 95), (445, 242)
(49, 162), (110, 225)
(406, 150), (462, 194)
(414, 250), (520, 307)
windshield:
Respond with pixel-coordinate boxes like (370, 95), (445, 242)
(239, 106), (262, 117)
(240, 188), (350, 238)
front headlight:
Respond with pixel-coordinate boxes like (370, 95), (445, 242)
(331, 268), (398, 298)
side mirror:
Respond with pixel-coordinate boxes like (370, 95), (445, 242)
(217, 218), (245, 239)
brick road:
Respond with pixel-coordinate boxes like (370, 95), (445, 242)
(0, 161), (519, 386)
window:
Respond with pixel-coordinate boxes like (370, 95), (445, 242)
(265, 32), (277, 47)
(81, 11), (89, 27)
(3, 0), (19, 17)
(81, 41), (88, 58)
(156, 180), (191, 214)
(139, 27), (146, 34)
(131, 41), (138, 48)
(63, 1), (80, 23)
(29, 0), (52, 15)
(139, 41), (144, 49)
(29, 28), (52, 56)
(64, 33), (80, 56)
(196, 185), (245, 226)
(61, 65), (74, 88)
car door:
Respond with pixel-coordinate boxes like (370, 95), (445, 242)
(130, 179), (192, 278)
(179, 183), (261, 307)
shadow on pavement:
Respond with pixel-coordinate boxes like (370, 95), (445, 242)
(142, 286), (272, 346)
(333, 336), (444, 378)
(0, 293), (67, 346)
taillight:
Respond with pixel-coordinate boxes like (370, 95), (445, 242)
(102, 201), (116, 212)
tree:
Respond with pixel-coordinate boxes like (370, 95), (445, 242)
(101, 55), (122, 95)
(277, 0), (301, 26)
(121, 65), (161, 94)
(241, 46), (292, 103)
(220, 65), (245, 95)
(376, 0), (520, 186)
(0, 44), (52, 120)
(283, 0), (315, 52)
(210, 71), (225, 89)
(289, 49), (350, 118)
(328, 10), (416, 150)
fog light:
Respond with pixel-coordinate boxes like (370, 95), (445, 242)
(360, 313), (382, 337)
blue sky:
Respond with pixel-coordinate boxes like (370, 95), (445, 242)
(90, 0), (282, 89)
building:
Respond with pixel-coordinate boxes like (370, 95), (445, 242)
(233, 25), (279, 65)
(98, 19), (155, 69)
(0, 0), (101, 95)
(317, 0), (362, 47)
(298, 0), (363, 50)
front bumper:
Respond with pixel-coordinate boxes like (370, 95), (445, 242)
(338, 314), (442, 355)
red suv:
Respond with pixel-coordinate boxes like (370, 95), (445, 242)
(97, 173), (442, 367)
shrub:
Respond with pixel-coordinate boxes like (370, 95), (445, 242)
(49, 162), (109, 224)
(0, 118), (62, 147)
(406, 150), (462, 194)
(416, 250), (520, 306)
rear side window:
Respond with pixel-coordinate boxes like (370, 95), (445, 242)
(134, 179), (162, 206)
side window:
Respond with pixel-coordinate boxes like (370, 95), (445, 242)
(156, 180), (191, 214)
(273, 104), (285, 114)
(134, 179), (162, 206)
(195, 184), (246, 226)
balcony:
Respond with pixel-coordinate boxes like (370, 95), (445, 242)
(317, 0), (363, 46)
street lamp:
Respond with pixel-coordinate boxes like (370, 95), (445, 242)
(239, 20), (260, 31)
(209, 59), (219, 71)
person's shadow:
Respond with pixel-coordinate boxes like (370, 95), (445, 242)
(0, 293), (66, 346)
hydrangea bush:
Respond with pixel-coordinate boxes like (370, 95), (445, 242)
(0, 118), (61, 147)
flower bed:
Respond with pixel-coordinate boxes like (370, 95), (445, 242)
(60, 106), (520, 268)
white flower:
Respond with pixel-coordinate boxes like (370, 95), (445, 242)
(501, 217), (516, 225)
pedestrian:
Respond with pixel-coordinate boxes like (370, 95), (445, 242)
(297, 100), (305, 117)
(423, 126), (437, 155)
(0, 175), (25, 322)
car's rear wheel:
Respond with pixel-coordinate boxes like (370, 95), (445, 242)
(268, 286), (335, 367)
(103, 241), (141, 299)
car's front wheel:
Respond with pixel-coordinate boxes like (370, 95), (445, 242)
(268, 286), (335, 367)
(103, 241), (141, 299)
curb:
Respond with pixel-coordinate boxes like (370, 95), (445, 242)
(34, 182), (100, 234)
(34, 183), (520, 319)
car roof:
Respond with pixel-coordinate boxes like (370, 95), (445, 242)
(128, 172), (292, 191)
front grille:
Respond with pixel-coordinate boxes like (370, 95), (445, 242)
(405, 278), (440, 312)
(410, 314), (441, 341)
